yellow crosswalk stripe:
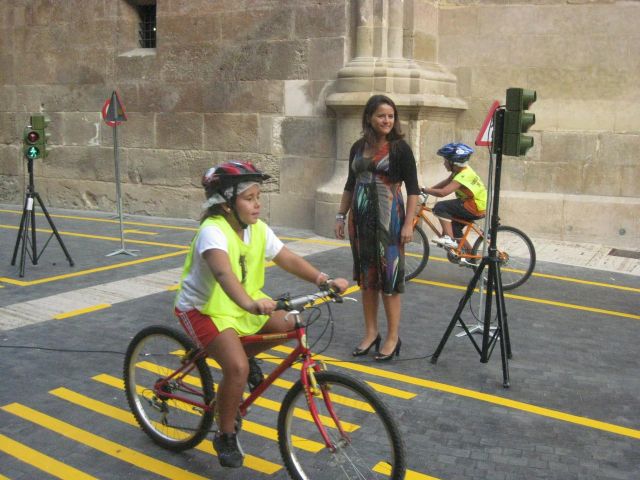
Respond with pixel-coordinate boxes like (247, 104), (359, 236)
(374, 460), (441, 479)
(272, 346), (640, 440)
(1, 403), (211, 480)
(135, 360), (362, 432)
(0, 433), (97, 480)
(53, 383), (321, 454)
(255, 352), (416, 400)
(48, 387), (283, 471)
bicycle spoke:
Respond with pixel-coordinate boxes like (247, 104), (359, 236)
(278, 372), (405, 480)
(124, 326), (214, 451)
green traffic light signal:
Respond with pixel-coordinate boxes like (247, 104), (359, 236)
(502, 88), (537, 157)
(22, 114), (50, 160)
(25, 146), (40, 160)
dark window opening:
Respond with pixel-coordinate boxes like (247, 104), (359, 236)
(138, 4), (156, 48)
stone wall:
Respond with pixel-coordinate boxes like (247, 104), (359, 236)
(0, 0), (350, 228)
(437, 0), (640, 247)
(0, 0), (638, 247)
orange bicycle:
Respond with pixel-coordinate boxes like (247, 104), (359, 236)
(123, 287), (406, 479)
(405, 192), (536, 290)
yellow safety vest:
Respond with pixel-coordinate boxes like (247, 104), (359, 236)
(177, 215), (270, 335)
(454, 166), (487, 214)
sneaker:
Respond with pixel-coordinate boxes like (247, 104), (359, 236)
(212, 432), (245, 468)
(247, 357), (264, 392)
(433, 235), (458, 249)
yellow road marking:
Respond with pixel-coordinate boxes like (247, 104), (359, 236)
(407, 251), (640, 293)
(93, 373), (336, 466)
(374, 461), (440, 479)
(504, 292), (640, 320)
(126, 356), (362, 431)
(65, 380), (321, 453)
(272, 346), (640, 440)
(0, 250), (187, 286)
(410, 278), (640, 320)
(279, 236), (348, 247)
(123, 229), (158, 236)
(1, 403), (212, 480)
(0, 224), (186, 249)
(53, 304), (111, 320)
(255, 351), (416, 400)
(0, 209), (197, 231)
(0, 433), (97, 480)
(531, 271), (640, 293)
(50, 387), (302, 463)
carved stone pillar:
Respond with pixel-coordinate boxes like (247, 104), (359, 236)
(315, 0), (467, 237)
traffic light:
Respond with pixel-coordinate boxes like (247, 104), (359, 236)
(502, 88), (536, 157)
(22, 114), (50, 160)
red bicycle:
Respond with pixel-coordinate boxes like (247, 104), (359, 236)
(123, 287), (406, 479)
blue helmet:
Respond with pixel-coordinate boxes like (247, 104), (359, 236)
(437, 142), (474, 165)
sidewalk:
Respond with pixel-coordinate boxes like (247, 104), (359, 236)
(280, 223), (640, 277)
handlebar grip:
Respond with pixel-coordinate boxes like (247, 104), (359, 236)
(275, 298), (291, 311)
(274, 289), (338, 312)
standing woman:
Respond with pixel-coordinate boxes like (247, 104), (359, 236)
(334, 95), (420, 361)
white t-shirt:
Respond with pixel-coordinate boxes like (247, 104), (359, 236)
(175, 224), (284, 312)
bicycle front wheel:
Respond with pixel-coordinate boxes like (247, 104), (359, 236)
(472, 225), (536, 290)
(123, 325), (215, 452)
(278, 371), (405, 480)
(405, 224), (429, 281)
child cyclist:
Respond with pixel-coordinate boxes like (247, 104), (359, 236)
(422, 143), (487, 250)
(174, 161), (349, 468)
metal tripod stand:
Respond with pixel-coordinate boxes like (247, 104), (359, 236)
(430, 109), (512, 387)
(11, 157), (74, 277)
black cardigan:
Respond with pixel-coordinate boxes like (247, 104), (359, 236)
(344, 138), (420, 195)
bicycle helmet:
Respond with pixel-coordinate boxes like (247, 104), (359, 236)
(436, 142), (474, 166)
(202, 161), (270, 228)
(202, 161), (270, 199)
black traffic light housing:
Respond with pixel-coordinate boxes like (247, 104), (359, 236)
(502, 88), (536, 157)
(23, 114), (50, 160)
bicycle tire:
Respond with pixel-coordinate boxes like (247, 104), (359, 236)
(471, 225), (536, 290)
(277, 371), (406, 480)
(123, 325), (215, 452)
(405, 224), (429, 281)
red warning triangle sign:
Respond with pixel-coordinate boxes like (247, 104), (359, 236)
(105, 90), (128, 123)
(475, 100), (500, 147)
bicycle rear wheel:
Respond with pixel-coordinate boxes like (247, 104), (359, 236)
(472, 225), (536, 290)
(405, 224), (429, 281)
(123, 325), (215, 451)
(277, 371), (405, 480)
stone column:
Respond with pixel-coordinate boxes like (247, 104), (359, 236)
(315, 0), (467, 237)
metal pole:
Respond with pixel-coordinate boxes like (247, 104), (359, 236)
(106, 122), (138, 257)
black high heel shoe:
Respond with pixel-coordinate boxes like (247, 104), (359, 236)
(374, 338), (402, 362)
(352, 334), (381, 357)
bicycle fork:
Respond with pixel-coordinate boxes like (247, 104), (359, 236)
(302, 360), (351, 452)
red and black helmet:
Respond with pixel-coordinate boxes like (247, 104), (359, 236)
(202, 161), (270, 198)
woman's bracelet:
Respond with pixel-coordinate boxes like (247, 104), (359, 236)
(335, 212), (346, 223)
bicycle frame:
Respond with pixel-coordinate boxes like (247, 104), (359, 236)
(412, 198), (486, 260)
(151, 310), (343, 450)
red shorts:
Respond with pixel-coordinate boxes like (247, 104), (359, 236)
(175, 308), (221, 349)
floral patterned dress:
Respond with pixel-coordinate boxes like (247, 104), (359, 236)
(348, 143), (406, 294)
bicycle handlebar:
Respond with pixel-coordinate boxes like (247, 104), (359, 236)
(275, 287), (343, 312)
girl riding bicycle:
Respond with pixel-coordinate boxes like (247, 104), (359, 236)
(174, 161), (348, 468)
(422, 142), (487, 250)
